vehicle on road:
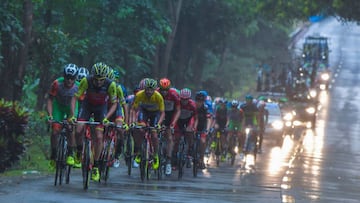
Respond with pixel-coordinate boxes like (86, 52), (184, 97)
(264, 102), (284, 146)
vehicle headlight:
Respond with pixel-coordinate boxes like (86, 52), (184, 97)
(306, 107), (316, 114)
(271, 120), (284, 130)
(309, 89), (317, 98)
(245, 128), (251, 134)
(321, 73), (330, 81)
(283, 112), (293, 121)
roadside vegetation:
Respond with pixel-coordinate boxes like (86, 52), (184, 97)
(1, 0), (358, 175)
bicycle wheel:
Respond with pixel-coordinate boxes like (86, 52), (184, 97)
(230, 136), (237, 166)
(82, 139), (91, 190)
(65, 162), (71, 184)
(157, 141), (164, 180)
(100, 140), (110, 183)
(192, 138), (199, 177)
(177, 138), (185, 179)
(140, 140), (148, 182)
(125, 133), (134, 176)
(215, 139), (221, 167)
(55, 135), (66, 186)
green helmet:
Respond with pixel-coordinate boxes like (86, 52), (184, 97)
(144, 78), (157, 89)
(91, 62), (109, 78)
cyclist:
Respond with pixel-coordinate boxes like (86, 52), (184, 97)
(107, 68), (128, 168)
(226, 100), (244, 156)
(174, 88), (197, 169)
(70, 62), (118, 181)
(212, 98), (228, 161)
(194, 91), (212, 169)
(129, 78), (165, 170)
(257, 100), (268, 153)
(239, 95), (259, 154)
(157, 78), (181, 175)
(77, 67), (89, 82)
(46, 63), (79, 169)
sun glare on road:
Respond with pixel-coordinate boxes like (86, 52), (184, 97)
(268, 135), (294, 175)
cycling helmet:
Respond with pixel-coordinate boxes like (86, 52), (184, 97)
(144, 78), (157, 89)
(245, 94), (253, 101)
(180, 88), (192, 99)
(113, 70), (120, 79)
(195, 91), (206, 101)
(77, 67), (89, 81)
(64, 63), (78, 77)
(159, 78), (171, 90)
(91, 62), (109, 78)
(107, 68), (115, 80)
(199, 90), (208, 97)
(231, 100), (239, 107)
(257, 100), (266, 108)
(139, 78), (150, 90)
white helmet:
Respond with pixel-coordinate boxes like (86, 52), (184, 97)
(77, 67), (89, 81)
(231, 100), (239, 107)
(64, 63), (78, 77)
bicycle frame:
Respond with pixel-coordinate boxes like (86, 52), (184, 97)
(242, 126), (258, 168)
(99, 122), (120, 183)
(134, 125), (157, 182)
(192, 131), (202, 177)
(52, 120), (73, 186)
(77, 121), (98, 190)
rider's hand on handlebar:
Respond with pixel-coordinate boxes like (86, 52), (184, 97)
(102, 118), (110, 125)
(46, 115), (53, 122)
(155, 123), (161, 130)
(68, 116), (76, 124)
(123, 123), (129, 131)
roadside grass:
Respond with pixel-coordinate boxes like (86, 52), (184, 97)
(0, 135), (51, 177)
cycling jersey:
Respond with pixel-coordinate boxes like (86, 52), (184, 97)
(177, 99), (197, 128)
(227, 107), (244, 131)
(75, 76), (117, 105)
(158, 88), (180, 126)
(196, 104), (211, 131)
(49, 77), (79, 107)
(215, 105), (228, 129)
(48, 77), (79, 121)
(240, 103), (259, 126)
(75, 76), (117, 122)
(132, 90), (165, 112)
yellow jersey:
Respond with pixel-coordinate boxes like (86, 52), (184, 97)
(132, 90), (164, 112)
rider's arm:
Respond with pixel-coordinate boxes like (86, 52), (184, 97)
(105, 81), (118, 120)
(47, 79), (59, 118)
(171, 104), (181, 128)
(71, 77), (88, 117)
(157, 93), (166, 126)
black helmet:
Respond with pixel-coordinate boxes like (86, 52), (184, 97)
(195, 91), (205, 101)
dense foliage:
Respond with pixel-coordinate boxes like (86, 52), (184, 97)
(0, 99), (29, 172)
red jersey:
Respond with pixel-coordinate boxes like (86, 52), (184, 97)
(179, 99), (197, 121)
(159, 88), (180, 112)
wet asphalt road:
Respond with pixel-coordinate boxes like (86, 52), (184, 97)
(281, 17), (360, 203)
(1, 17), (360, 203)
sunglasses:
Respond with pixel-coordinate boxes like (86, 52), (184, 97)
(65, 75), (76, 80)
(94, 77), (106, 82)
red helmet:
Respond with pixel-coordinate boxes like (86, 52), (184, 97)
(159, 78), (171, 90)
(180, 88), (191, 99)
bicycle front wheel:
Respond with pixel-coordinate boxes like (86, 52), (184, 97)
(140, 140), (148, 182)
(125, 133), (134, 176)
(82, 139), (91, 190)
(55, 135), (67, 186)
(192, 139), (199, 177)
(178, 141), (185, 179)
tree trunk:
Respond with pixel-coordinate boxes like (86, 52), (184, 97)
(160, 0), (183, 78)
(14, 0), (33, 101)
